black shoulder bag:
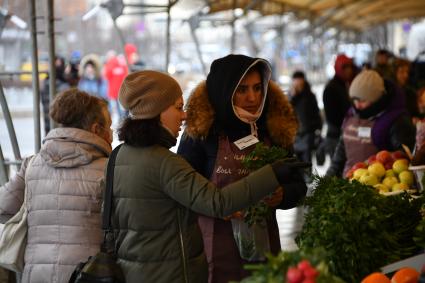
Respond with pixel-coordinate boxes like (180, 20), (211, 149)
(69, 144), (125, 283)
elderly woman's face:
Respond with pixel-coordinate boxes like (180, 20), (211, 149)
(160, 96), (186, 137)
(233, 70), (263, 114)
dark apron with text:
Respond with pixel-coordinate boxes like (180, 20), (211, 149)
(198, 136), (281, 283)
(343, 116), (379, 175)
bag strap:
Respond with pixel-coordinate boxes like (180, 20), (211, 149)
(102, 144), (122, 231)
(23, 155), (36, 208)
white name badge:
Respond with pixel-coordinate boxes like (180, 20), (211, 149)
(234, 135), (260, 150)
(358, 127), (371, 138)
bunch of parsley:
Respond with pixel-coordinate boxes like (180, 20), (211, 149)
(241, 143), (289, 226)
(296, 176), (424, 283)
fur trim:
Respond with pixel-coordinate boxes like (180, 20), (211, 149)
(185, 80), (297, 148)
(184, 81), (215, 139)
(79, 54), (103, 78)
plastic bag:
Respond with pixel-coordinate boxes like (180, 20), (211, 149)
(231, 218), (270, 262)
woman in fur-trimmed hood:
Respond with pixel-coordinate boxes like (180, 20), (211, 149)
(178, 54), (307, 283)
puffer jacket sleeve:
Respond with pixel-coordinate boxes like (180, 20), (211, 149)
(160, 153), (280, 218)
(0, 156), (32, 214)
(326, 136), (346, 178)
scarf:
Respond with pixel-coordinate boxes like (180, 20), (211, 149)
(234, 106), (261, 137)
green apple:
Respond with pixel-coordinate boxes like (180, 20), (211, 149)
(392, 182), (409, 192)
(385, 169), (396, 178)
(382, 176), (399, 188)
(392, 159), (409, 174)
(353, 168), (369, 180)
(359, 172), (379, 186)
(374, 183), (390, 193)
(398, 170), (414, 186)
(368, 162), (386, 178)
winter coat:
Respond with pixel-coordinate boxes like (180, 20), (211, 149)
(290, 87), (322, 161)
(0, 128), (111, 283)
(111, 131), (280, 283)
(323, 76), (352, 139)
(326, 82), (416, 177)
(104, 56), (128, 101)
(78, 54), (108, 99)
(178, 55), (306, 283)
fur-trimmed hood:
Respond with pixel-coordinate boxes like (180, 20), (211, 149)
(184, 80), (298, 148)
(79, 53), (103, 79)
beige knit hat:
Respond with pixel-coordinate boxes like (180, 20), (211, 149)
(119, 70), (182, 119)
(349, 70), (385, 103)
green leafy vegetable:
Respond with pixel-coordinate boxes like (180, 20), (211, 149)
(413, 203), (425, 248)
(241, 143), (290, 226)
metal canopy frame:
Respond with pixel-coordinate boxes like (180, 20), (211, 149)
(206, 0), (425, 31)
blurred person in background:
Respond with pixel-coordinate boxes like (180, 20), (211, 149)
(65, 50), (81, 87)
(374, 49), (393, 81)
(289, 71), (322, 164)
(124, 43), (145, 72)
(326, 70), (415, 177)
(0, 89), (112, 282)
(178, 54), (307, 283)
(40, 55), (70, 136)
(78, 54), (108, 100)
(393, 58), (421, 122)
(317, 54), (355, 165)
(104, 50), (128, 119)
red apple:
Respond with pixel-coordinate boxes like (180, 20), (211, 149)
(345, 168), (355, 179)
(286, 267), (304, 283)
(392, 150), (407, 160)
(384, 161), (394, 170)
(367, 155), (377, 165)
(303, 267), (319, 279)
(352, 162), (367, 170)
(376, 150), (393, 164)
(297, 260), (312, 271)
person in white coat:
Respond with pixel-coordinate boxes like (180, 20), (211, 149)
(0, 88), (112, 283)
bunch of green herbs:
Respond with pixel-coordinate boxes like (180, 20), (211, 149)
(296, 176), (425, 283)
(241, 143), (289, 227)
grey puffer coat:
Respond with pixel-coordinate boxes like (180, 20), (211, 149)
(0, 128), (111, 283)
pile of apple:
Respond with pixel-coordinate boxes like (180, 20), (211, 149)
(346, 150), (415, 194)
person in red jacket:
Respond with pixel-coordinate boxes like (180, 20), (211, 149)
(104, 50), (128, 119)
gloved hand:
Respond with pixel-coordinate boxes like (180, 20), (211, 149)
(271, 159), (311, 185)
(271, 159), (310, 209)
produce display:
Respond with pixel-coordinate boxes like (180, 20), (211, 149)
(345, 150), (417, 194)
(237, 145), (425, 283)
(240, 249), (344, 283)
(240, 176), (425, 282)
(295, 176), (425, 283)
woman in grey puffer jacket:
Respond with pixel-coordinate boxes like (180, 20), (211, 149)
(0, 89), (112, 283)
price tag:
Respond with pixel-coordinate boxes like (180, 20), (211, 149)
(358, 127), (371, 138)
(234, 135), (259, 150)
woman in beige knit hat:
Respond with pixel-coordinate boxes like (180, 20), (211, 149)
(326, 70), (415, 178)
(111, 70), (295, 283)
